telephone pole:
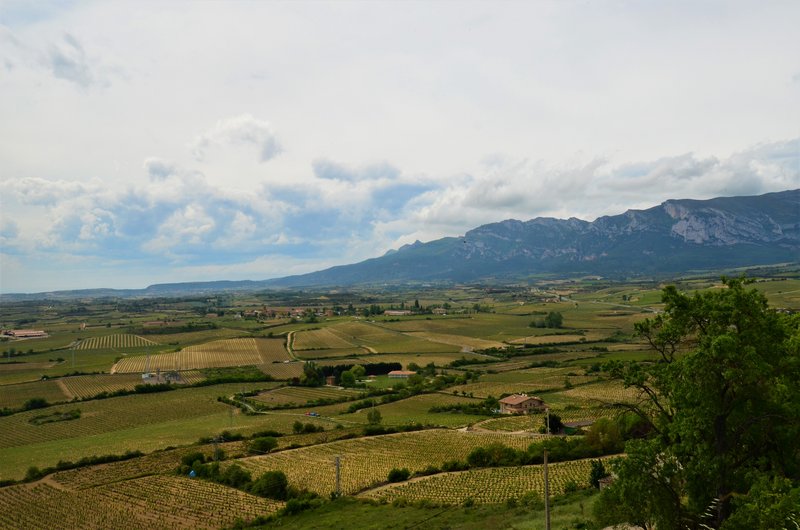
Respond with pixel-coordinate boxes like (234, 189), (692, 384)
(544, 448), (551, 530)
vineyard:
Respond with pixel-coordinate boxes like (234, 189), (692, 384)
(0, 475), (281, 530)
(254, 338), (292, 363)
(258, 362), (305, 380)
(405, 331), (506, 351)
(292, 328), (357, 350)
(361, 457), (612, 504)
(234, 429), (537, 496)
(553, 380), (645, 406)
(477, 407), (619, 432)
(252, 386), (363, 406)
(0, 383), (272, 450)
(76, 335), (157, 350)
(61, 373), (145, 399)
(0, 379), (69, 409)
(112, 338), (265, 373)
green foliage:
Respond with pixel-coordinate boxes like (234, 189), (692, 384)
(23, 397), (49, 410)
(366, 408), (382, 425)
(250, 470), (289, 500)
(339, 370), (356, 387)
(248, 436), (278, 455)
(601, 278), (800, 529)
(387, 468), (411, 482)
(589, 459), (609, 489)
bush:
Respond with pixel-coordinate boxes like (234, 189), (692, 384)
(248, 436), (278, 455)
(387, 468), (411, 482)
(250, 471), (288, 500)
(23, 397), (49, 410)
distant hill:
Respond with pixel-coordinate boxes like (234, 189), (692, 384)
(265, 189), (800, 286)
(3, 190), (798, 299)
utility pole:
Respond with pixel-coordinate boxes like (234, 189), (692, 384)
(334, 456), (341, 497)
(544, 448), (551, 530)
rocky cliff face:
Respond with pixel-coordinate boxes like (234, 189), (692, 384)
(267, 189), (800, 286)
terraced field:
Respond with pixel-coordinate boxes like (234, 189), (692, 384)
(233, 429), (539, 496)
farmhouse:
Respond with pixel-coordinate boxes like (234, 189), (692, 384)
(388, 370), (417, 379)
(384, 310), (412, 316)
(498, 394), (545, 414)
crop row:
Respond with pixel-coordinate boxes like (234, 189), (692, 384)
(112, 338), (264, 373)
(61, 374), (144, 399)
(293, 328), (356, 350)
(233, 429), (536, 496)
(76, 335), (156, 350)
(0, 475), (281, 530)
(362, 457), (612, 504)
(252, 386), (362, 406)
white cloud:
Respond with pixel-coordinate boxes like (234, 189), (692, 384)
(191, 114), (281, 162)
(1, 1), (799, 292)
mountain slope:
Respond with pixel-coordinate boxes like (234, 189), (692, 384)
(267, 189), (800, 286)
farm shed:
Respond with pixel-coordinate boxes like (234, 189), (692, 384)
(498, 394), (545, 414)
(388, 370), (417, 379)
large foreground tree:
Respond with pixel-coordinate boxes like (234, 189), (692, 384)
(596, 278), (800, 529)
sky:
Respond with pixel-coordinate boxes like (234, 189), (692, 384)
(1, 0), (798, 293)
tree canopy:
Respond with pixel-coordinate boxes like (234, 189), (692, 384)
(597, 278), (800, 529)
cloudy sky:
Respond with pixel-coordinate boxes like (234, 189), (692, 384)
(1, 0), (798, 293)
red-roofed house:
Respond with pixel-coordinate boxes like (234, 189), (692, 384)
(498, 394), (545, 414)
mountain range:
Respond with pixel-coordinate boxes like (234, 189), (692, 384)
(266, 189), (799, 286)
(4, 189), (799, 298)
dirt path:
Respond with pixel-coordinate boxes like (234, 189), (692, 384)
(285, 331), (303, 361)
(55, 378), (74, 400)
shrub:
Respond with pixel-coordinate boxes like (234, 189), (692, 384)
(387, 468), (411, 482)
(250, 471), (288, 500)
(248, 436), (278, 455)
